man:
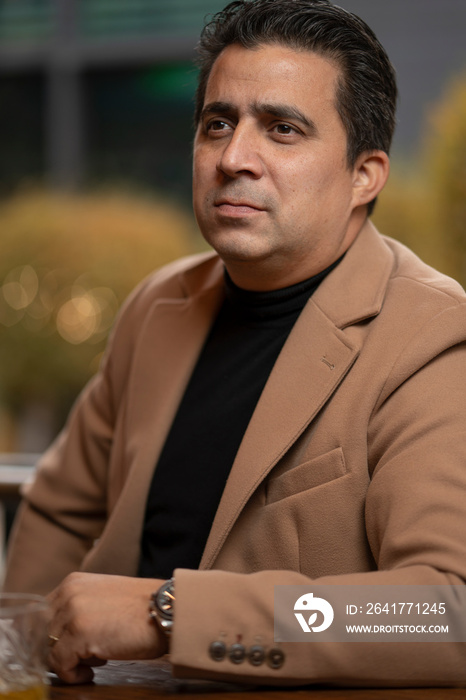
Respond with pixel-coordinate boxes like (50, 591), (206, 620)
(4, 0), (466, 687)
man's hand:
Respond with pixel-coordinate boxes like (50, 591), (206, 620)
(47, 572), (167, 684)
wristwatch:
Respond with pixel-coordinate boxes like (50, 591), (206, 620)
(149, 578), (175, 634)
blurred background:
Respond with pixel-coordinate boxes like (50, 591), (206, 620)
(0, 0), (465, 455)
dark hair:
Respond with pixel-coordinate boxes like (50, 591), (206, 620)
(195, 0), (398, 206)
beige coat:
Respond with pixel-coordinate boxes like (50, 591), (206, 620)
(5, 221), (466, 686)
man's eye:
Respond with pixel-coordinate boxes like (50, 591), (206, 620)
(207, 120), (230, 132)
(274, 123), (296, 135)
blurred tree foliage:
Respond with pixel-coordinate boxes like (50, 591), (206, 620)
(0, 189), (198, 444)
(372, 168), (443, 270)
(424, 74), (466, 284)
(373, 72), (466, 289)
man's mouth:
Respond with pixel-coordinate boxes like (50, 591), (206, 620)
(214, 199), (265, 216)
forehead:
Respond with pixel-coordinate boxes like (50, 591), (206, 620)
(203, 43), (341, 114)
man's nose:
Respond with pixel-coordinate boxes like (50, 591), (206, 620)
(217, 125), (264, 179)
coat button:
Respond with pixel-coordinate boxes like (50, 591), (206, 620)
(229, 643), (246, 664)
(209, 641), (226, 662)
(267, 648), (285, 669)
(248, 645), (265, 666)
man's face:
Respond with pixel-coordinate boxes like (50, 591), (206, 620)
(193, 43), (365, 290)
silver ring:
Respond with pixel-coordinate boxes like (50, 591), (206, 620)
(48, 634), (60, 647)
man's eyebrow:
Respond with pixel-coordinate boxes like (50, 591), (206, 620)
(200, 101), (237, 120)
(199, 100), (318, 134)
(253, 102), (317, 133)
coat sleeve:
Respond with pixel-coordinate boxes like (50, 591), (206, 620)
(2, 273), (156, 596)
(3, 254), (215, 595)
(3, 254), (220, 595)
(169, 309), (466, 687)
(3, 345), (117, 595)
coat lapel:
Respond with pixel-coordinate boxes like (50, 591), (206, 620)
(199, 300), (359, 569)
(200, 221), (394, 568)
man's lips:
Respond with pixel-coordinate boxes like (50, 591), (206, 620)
(214, 200), (265, 216)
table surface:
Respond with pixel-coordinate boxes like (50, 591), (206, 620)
(48, 659), (466, 700)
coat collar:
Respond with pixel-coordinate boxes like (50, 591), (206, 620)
(312, 219), (393, 329)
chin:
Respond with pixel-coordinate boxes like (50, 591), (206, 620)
(210, 243), (269, 265)
(203, 230), (271, 263)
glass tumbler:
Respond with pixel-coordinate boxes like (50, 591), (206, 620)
(0, 594), (49, 699)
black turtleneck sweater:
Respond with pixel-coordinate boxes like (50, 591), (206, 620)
(138, 259), (340, 579)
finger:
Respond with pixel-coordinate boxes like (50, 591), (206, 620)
(48, 631), (86, 683)
(80, 656), (108, 668)
(53, 663), (95, 685)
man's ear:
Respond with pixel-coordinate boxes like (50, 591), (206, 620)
(351, 150), (390, 208)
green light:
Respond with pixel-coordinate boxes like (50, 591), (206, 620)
(138, 64), (199, 101)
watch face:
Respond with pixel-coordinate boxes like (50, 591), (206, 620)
(156, 580), (174, 620)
